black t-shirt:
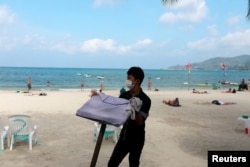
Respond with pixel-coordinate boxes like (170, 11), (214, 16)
(119, 89), (151, 141)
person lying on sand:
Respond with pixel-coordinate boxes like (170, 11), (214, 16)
(162, 98), (180, 106)
(221, 88), (236, 93)
(25, 92), (47, 96)
(192, 89), (208, 94)
(211, 100), (236, 105)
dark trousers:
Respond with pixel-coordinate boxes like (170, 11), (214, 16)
(108, 134), (145, 167)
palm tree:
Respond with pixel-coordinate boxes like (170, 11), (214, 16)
(162, 0), (250, 19)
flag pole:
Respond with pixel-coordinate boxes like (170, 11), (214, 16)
(186, 63), (191, 90)
(220, 63), (226, 89)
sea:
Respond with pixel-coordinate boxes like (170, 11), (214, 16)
(0, 67), (249, 91)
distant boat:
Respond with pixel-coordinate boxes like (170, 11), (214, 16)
(84, 74), (91, 78)
(197, 83), (210, 87)
(156, 77), (160, 80)
(97, 76), (104, 79)
(220, 81), (238, 86)
(183, 82), (189, 85)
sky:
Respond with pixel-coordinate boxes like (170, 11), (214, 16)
(0, 0), (250, 69)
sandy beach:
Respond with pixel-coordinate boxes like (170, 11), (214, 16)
(0, 89), (250, 167)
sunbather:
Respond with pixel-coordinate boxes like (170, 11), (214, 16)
(192, 89), (207, 94)
(222, 88), (236, 93)
(162, 98), (180, 106)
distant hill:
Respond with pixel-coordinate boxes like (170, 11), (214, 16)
(167, 55), (250, 70)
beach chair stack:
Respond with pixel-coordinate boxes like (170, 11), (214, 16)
(0, 115), (38, 151)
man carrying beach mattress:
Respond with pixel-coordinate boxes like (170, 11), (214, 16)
(108, 66), (151, 167)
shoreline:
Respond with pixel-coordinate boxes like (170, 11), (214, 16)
(0, 83), (241, 93)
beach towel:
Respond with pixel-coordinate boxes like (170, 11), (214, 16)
(76, 94), (131, 127)
(128, 97), (143, 120)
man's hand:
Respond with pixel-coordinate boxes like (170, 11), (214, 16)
(135, 113), (144, 125)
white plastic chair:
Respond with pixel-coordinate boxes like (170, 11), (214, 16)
(93, 122), (122, 143)
(8, 115), (38, 151)
(235, 117), (250, 132)
(0, 117), (9, 151)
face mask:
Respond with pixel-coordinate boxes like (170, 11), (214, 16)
(126, 80), (134, 90)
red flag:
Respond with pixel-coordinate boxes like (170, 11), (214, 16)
(186, 63), (191, 73)
(221, 63), (226, 68)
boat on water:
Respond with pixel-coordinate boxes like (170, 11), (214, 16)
(196, 83), (210, 87)
(220, 81), (238, 86)
(97, 76), (104, 79)
(84, 74), (91, 78)
(183, 82), (210, 86)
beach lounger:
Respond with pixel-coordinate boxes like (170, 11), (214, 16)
(8, 115), (38, 150)
(0, 117), (9, 151)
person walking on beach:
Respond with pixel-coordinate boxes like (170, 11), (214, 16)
(147, 77), (152, 91)
(80, 81), (84, 91)
(46, 81), (50, 87)
(108, 66), (151, 167)
(100, 81), (104, 92)
(27, 77), (32, 92)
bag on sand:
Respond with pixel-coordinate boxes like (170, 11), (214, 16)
(76, 93), (131, 127)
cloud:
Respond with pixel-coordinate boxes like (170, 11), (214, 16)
(0, 36), (17, 50)
(187, 37), (218, 51)
(49, 34), (79, 54)
(179, 25), (194, 31)
(80, 38), (118, 53)
(187, 29), (250, 52)
(79, 38), (152, 54)
(0, 5), (16, 25)
(227, 15), (241, 26)
(160, 0), (208, 24)
(221, 29), (250, 48)
(51, 42), (77, 54)
(207, 24), (218, 36)
(0, 31), (153, 55)
(93, 0), (121, 8)
(134, 38), (152, 48)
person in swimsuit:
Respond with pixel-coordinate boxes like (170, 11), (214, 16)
(27, 77), (32, 93)
(162, 98), (180, 106)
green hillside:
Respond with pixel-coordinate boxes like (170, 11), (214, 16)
(168, 55), (250, 70)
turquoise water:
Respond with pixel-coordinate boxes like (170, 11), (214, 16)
(0, 67), (249, 91)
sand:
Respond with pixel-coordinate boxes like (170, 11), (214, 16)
(0, 89), (250, 167)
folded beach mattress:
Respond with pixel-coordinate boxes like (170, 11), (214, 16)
(76, 93), (130, 127)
